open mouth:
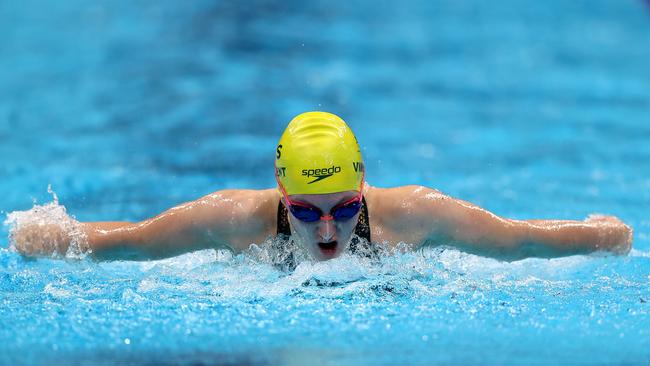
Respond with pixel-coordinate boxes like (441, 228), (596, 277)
(317, 241), (338, 251)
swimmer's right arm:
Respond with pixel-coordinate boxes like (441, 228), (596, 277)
(12, 189), (278, 260)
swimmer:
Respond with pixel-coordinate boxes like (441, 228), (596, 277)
(10, 111), (633, 261)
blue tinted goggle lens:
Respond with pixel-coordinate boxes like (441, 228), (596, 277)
(289, 205), (321, 222)
(333, 200), (362, 220)
(289, 199), (362, 223)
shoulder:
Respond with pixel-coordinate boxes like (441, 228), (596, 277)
(190, 188), (280, 251)
(364, 184), (451, 240)
(364, 184), (448, 216)
(197, 188), (279, 211)
(364, 185), (450, 227)
(192, 188), (280, 231)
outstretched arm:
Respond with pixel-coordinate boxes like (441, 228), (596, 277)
(383, 186), (632, 259)
(10, 189), (278, 260)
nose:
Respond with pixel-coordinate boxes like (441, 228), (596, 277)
(318, 218), (336, 241)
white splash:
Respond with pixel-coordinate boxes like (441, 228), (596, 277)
(3, 185), (90, 259)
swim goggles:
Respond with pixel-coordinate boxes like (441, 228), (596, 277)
(276, 180), (364, 223)
(285, 192), (363, 223)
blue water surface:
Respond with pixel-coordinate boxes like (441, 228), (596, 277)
(1, 0), (649, 365)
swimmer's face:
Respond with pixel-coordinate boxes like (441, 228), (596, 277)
(283, 191), (361, 261)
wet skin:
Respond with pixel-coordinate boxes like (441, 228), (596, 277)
(10, 184), (634, 261)
(282, 191), (360, 261)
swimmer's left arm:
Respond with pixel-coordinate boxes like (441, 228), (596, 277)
(393, 186), (633, 258)
(513, 215), (633, 255)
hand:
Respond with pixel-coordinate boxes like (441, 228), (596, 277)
(10, 223), (71, 257)
(584, 214), (633, 254)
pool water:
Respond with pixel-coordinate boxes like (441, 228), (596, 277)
(1, 0), (649, 365)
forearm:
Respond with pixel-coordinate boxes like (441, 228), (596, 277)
(520, 218), (633, 254)
(438, 217), (632, 260)
(10, 217), (219, 260)
(430, 206), (631, 257)
(84, 218), (224, 261)
(83, 221), (143, 260)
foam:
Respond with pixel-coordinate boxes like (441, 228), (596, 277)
(3, 185), (89, 259)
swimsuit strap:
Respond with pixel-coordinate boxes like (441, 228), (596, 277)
(276, 197), (373, 254)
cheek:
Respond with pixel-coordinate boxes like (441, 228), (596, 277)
(338, 215), (360, 236)
(288, 217), (315, 238)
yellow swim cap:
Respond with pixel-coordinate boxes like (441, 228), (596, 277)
(275, 111), (365, 195)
